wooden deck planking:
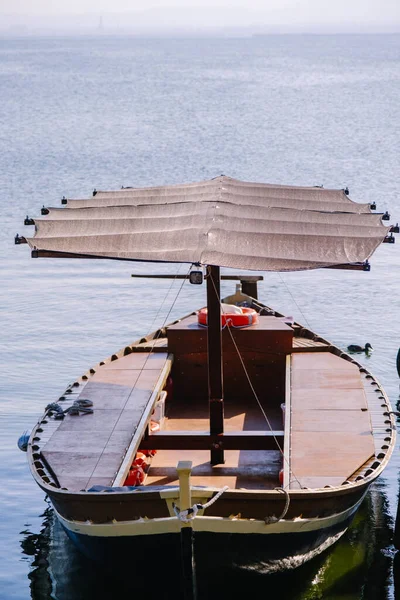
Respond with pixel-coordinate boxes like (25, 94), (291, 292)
(164, 401), (283, 432)
(145, 401), (283, 489)
(41, 351), (169, 491)
(290, 353), (355, 370)
(292, 337), (329, 352)
(291, 432), (374, 475)
(102, 353), (168, 371)
(291, 409), (372, 432)
(291, 387), (368, 410)
(32, 392), (88, 455)
(134, 337), (169, 351)
(296, 476), (346, 488)
(292, 369), (364, 389)
(146, 449), (282, 489)
(290, 352), (374, 489)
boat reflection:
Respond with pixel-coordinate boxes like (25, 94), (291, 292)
(198, 485), (393, 600)
(20, 506), (52, 599)
(20, 487), (393, 600)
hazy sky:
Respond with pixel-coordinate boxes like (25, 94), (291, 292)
(1, 0), (399, 32)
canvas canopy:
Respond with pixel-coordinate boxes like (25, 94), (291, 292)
(25, 176), (388, 272)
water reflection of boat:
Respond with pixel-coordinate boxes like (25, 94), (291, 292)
(18, 177), (397, 580)
(20, 505), (53, 599)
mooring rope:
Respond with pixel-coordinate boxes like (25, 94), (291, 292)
(45, 399), (94, 419)
(173, 486), (229, 523)
(264, 487), (291, 524)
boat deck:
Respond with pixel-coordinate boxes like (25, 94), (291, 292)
(289, 352), (375, 489)
(34, 322), (386, 493)
(292, 337), (329, 351)
(145, 402), (283, 489)
(40, 351), (171, 491)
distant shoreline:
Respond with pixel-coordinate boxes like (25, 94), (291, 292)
(1, 30), (399, 38)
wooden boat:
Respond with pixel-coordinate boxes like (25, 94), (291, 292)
(17, 177), (397, 577)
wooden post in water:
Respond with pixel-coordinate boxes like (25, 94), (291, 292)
(206, 265), (224, 465)
(177, 461), (196, 600)
(177, 460), (192, 518)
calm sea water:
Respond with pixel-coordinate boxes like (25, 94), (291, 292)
(1, 34), (400, 599)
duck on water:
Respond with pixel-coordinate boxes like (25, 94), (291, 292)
(347, 343), (373, 353)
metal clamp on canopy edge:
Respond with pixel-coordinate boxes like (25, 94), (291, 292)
(383, 234), (395, 244)
(15, 234), (26, 245)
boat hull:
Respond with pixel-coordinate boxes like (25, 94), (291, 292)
(56, 493), (363, 575)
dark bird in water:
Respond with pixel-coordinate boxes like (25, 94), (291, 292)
(347, 343), (373, 353)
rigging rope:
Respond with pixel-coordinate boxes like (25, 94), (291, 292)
(278, 273), (311, 328)
(264, 488), (290, 524)
(39, 265), (194, 487)
(146, 264), (186, 337)
(88, 264), (193, 483)
(153, 264), (193, 337)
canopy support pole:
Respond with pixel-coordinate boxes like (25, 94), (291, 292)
(206, 265), (225, 465)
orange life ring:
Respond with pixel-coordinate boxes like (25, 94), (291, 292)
(198, 307), (259, 328)
(124, 465), (145, 486)
(139, 449), (157, 457)
(132, 453), (147, 469)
